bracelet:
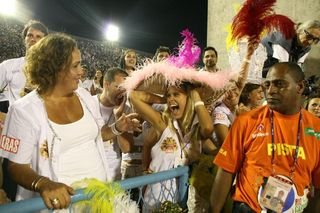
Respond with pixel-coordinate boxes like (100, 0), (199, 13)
(34, 176), (48, 192)
(243, 58), (251, 64)
(194, 101), (204, 107)
(31, 176), (46, 191)
(110, 122), (123, 136)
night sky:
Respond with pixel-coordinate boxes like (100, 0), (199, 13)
(18, 0), (208, 54)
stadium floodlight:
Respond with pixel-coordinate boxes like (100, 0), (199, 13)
(104, 24), (119, 42)
(0, 0), (17, 16)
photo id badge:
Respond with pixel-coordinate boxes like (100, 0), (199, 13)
(259, 176), (293, 213)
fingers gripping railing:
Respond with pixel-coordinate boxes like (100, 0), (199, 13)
(0, 166), (189, 213)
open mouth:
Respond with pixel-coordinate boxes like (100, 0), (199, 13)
(169, 103), (180, 114)
(128, 60), (135, 65)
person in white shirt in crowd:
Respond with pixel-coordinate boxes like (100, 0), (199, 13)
(78, 64), (93, 92)
(90, 69), (103, 95)
(119, 49), (137, 75)
(0, 87), (9, 114)
(199, 46), (219, 72)
(118, 48), (143, 184)
(0, 33), (141, 210)
(94, 67), (136, 181)
(0, 19), (48, 202)
(0, 20), (48, 107)
(212, 41), (257, 147)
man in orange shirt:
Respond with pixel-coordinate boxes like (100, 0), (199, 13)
(211, 62), (320, 213)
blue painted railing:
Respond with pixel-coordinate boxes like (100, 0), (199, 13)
(0, 166), (189, 213)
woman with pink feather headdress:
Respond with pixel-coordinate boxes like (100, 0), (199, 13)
(123, 29), (236, 212)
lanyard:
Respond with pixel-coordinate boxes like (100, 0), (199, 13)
(270, 110), (302, 178)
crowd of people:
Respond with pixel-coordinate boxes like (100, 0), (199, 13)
(0, 14), (319, 213)
(0, 18), (150, 78)
(0, 20), (25, 63)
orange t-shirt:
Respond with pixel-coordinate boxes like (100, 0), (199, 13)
(214, 105), (320, 212)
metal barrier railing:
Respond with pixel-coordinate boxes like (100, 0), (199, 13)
(0, 166), (189, 213)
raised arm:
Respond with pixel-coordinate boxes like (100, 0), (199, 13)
(129, 90), (167, 133)
(190, 89), (213, 139)
(112, 97), (135, 153)
(100, 112), (141, 142)
(236, 40), (258, 91)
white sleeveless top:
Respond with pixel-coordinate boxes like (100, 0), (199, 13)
(149, 127), (182, 173)
(49, 103), (107, 185)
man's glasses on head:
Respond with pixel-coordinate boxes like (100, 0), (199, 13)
(304, 30), (320, 44)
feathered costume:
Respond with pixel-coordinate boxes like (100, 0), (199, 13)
(72, 178), (139, 213)
(228, 0), (296, 83)
(231, 0), (295, 42)
(70, 2), (296, 211)
(123, 29), (236, 106)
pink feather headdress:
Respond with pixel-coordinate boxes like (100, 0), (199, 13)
(122, 29), (236, 105)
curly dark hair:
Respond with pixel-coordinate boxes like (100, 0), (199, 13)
(24, 33), (77, 94)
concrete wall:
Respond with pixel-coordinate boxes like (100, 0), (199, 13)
(207, 0), (320, 77)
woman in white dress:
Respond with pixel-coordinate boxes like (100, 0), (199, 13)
(0, 33), (140, 210)
(130, 84), (213, 211)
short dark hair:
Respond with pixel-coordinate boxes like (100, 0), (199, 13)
(22, 20), (48, 39)
(154, 46), (170, 57)
(271, 62), (305, 82)
(104, 67), (128, 83)
(202, 46), (218, 58)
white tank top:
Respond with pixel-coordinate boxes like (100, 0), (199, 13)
(149, 127), (181, 172)
(49, 104), (107, 185)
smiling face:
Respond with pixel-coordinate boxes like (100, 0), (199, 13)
(124, 50), (137, 69)
(166, 86), (188, 120)
(57, 48), (83, 92)
(203, 49), (217, 70)
(307, 97), (320, 117)
(223, 84), (240, 109)
(248, 86), (264, 108)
